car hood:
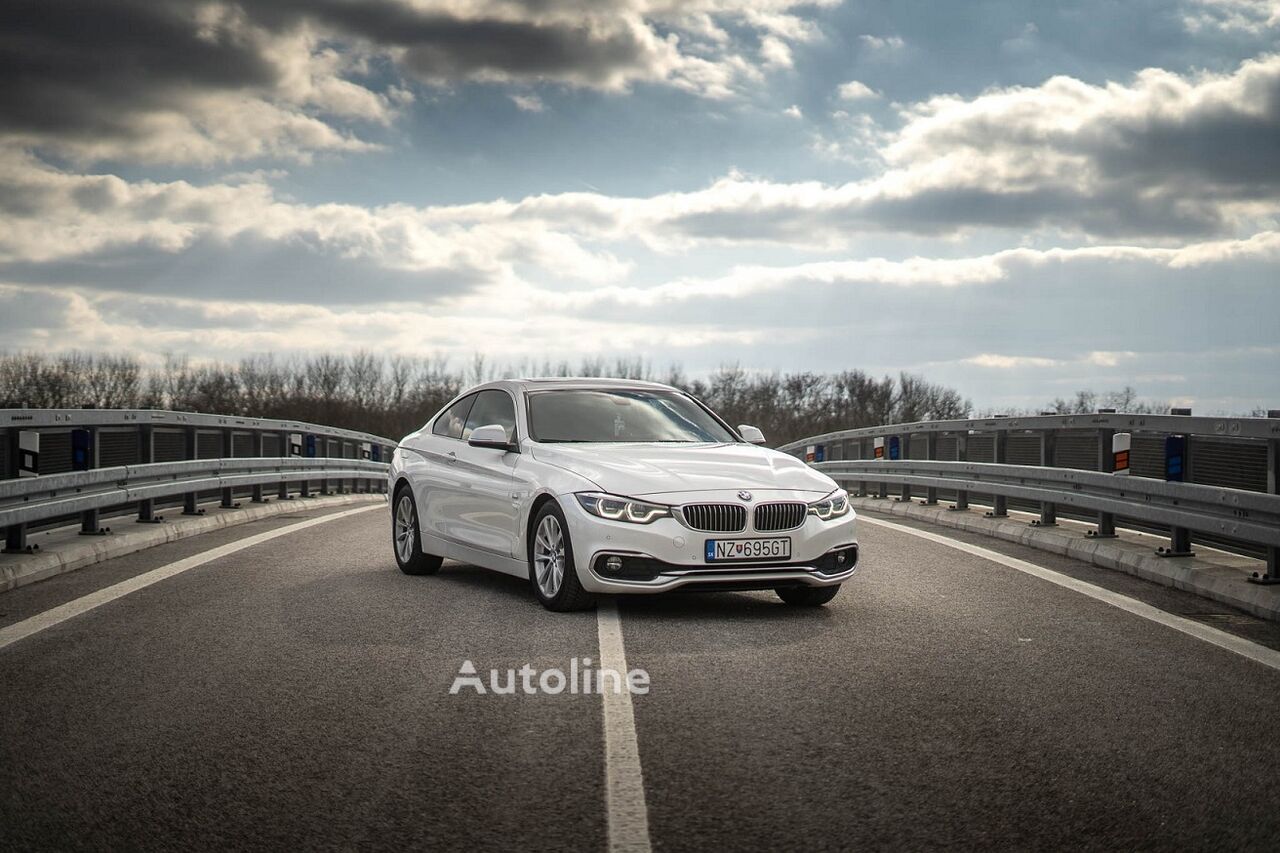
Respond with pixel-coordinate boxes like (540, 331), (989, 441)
(529, 442), (836, 498)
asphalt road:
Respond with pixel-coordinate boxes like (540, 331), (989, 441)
(3, 502), (1280, 851)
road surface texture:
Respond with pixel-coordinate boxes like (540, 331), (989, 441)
(3, 502), (1280, 851)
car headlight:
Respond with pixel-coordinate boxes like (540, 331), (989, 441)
(576, 492), (671, 524)
(808, 489), (851, 521)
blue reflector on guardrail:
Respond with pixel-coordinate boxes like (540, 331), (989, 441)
(1165, 435), (1185, 482)
(71, 429), (92, 471)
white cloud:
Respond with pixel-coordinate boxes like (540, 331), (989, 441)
(7, 149), (1279, 290)
(760, 35), (795, 69)
(510, 93), (546, 112)
(0, 0), (841, 166)
(963, 351), (1137, 370)
(965, 353), (1061, 369)
(740, 9), (823, 42)
(783, 104), (804, 119)
(532, 231), (1280, 310)
(0, 283), (769, 366)
(1182, 0), (1280, 32)
(630, 53), (1280, 241)
(836, 80), (879, 100)
(872, 52), (1280, 236)
(859, 34), (905, 51)
(0, 152), (634, 298)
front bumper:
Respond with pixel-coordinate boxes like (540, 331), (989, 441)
(560, 492), (859, 594)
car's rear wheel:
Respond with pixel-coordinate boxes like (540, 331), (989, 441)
(529, 502), (594, 612)
(776, 584), (841, 606)
(393, 488), (443, 576)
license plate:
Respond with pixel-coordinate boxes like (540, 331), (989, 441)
(705, 537), (791, 562)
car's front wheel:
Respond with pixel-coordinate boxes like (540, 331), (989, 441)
(393, 487), (443, 576)
(776, 585), (841, 606)
(529, 502), (595, 612)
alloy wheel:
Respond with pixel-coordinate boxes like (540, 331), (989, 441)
(533, 514), (566, 598)
(395, 494), (416, 564)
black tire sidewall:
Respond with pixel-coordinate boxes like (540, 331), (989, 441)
(529, 502), (578, 607)
(393, 488), (421, 570)
(393, 486), (442, 575)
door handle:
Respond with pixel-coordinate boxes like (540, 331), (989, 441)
(445, 451), (457, 463)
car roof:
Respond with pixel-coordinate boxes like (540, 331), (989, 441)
(468, 377), (679, 394)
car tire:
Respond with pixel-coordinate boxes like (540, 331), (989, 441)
(393, 487), (443, 576)
(529, 501), (595, 612)
(776, 584), (841, 606)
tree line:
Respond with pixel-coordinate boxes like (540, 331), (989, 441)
(0, 351), (972, 446)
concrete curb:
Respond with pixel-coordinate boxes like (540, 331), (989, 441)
(0, 493), (387, 593)
(849, 495), (1280, 622)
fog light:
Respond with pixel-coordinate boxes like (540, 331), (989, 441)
(605, 556), (623, 573)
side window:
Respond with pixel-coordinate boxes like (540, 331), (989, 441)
(463, 390), (517, 442)
(431, 394), (476, 440)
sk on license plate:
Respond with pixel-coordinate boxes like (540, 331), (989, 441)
(705, 537), (791, 562)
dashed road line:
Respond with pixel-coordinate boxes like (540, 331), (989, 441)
(596, 599), (653, 853)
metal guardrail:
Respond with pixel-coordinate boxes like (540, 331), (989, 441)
(782, 410), (1280, 580)
(816, 460), (1280, 549)
(1, 409), (396, 553)
(0, 458), (387, 529)
(776, 411), (1280, 451)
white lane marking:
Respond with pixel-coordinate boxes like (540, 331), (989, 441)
(596, 599), (653, 853)
(0, 505), (381, 652)
(859, 515), (1280, 673)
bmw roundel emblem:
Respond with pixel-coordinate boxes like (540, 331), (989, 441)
(737, 490), (752, 502)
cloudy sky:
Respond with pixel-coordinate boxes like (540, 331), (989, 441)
(1, 0), (1277, 412)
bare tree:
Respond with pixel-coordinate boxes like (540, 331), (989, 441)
(0, 350), (986, 444)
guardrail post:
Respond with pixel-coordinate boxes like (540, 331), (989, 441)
(1091, 428), (1117, 538)
(137, 424), (162, 523)
(1157, 527), (1194, 558)
(897, 434), (912, 502)
(3, 428), (34, 553)
(252, 430), (267, 503)
(855, 439), (868, 497)
(950, 433), (969, 511)
(78, 426), (107, 536)
(220, 428), (238, 509)
(316, 435), (329, 496)
(874, 437), (888, 499)
(182, 425), (202, 515)
(301, 434), (313, 498)
(985, 430), (1008, 518)
(4, 523), (29, 552)
(340, 441), (352, 494)
(1157, 427), (1194, 557)
(1036, 430), (1057, 526)
(278, 430), (294, 500)
(1255, 438), (1280, 583)
(924, 433), (938, 505)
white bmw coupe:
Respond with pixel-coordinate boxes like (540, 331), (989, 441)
(388, 378), (858, 611)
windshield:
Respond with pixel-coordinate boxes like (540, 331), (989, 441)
(527, 389), (738, 443)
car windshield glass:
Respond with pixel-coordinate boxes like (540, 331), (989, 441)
(527, 389), (737, 443)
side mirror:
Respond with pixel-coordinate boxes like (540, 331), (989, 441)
(468, 424), (515, 451)
(738, 424), (766, 445)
